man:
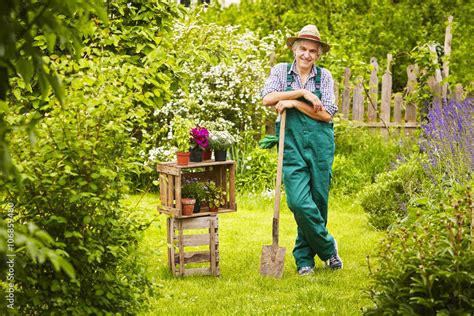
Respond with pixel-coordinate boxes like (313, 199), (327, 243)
(261, 24), (342, 276)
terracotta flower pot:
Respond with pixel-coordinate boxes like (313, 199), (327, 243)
(176, 151), (190, 166)
(202, 148), (212, 160)
(181, 198), (196, 216)
(209, 206), (218, 213)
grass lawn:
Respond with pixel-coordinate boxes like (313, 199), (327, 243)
(126, 192), (383, 315)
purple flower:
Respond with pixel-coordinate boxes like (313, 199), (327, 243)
(190, 126), (209, 149)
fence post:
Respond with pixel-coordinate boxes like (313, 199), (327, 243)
(393, 93), (402, 124)
(442, 16), (453, 100)
(352, 76), (364, 121)
(381, 54), (392, 125)
(368, 57), (378, 122)
(342, 67), (351, 119)
(405, 64), (418, 125)
(453, 83), (464, 103)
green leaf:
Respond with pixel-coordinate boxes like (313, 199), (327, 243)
(83, 216), (92, 224)
(47, 73), (65, 105)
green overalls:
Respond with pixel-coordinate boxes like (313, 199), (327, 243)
(277, 63), (336, 269)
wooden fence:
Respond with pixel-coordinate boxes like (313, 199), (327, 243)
(333, 16), (464, 133)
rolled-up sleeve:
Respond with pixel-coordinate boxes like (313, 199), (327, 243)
(320, 68), (338, 117)
(261, 63), (286, 98)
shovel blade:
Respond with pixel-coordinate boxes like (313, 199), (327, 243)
(260, 245), (286, 278)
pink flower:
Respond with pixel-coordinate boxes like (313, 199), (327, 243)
(190, 126), (209, 149)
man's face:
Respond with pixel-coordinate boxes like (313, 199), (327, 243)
(293, 40), (320, 70)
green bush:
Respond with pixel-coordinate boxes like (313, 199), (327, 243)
(236, 147), (277, 194)
(1, 49), (159, 315)
(331, 154), (370, 195)
(364, 188), (474, 314)
(358, 154), (427, 230)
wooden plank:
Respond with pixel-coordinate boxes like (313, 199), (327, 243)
(178, 220), (185, 276)
(405, 64), (418, 124)
(167, 174), (174, 208)
(158, 205), (180, 217)
(368, 57), (378, 122)
(168, 218), (176, 274)
(156, 164), (180, 176)
(158, 160), (237, 169)
(341, 67), (351, 119)
(393, 93), (402, 124)
(428, 76), (441, 105)
(175, 174), (181, 216)
(179, 216), (213, 230)
(182, 268), (212, 276)
(210, 217), (217, 276)
(352, 77), (364, 121)
(174, 251), (214, 264)
(381, 54), (392, 124)
(454, 83), (464, 103)
(229, 162), (236, 210)
(442, 16), (453, 99)
(175, 234), (216, 247)
(159, 174), (168, 206)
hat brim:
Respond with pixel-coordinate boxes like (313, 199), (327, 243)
(287, 37), (330, 54)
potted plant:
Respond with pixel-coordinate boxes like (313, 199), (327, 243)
(182, 181), (207, 213)
(205, 181), (226, 212)
(172, 117), (194, 166)
(208, 130), (236, 161)
(181, 197), (196, 216)
(189, 125), (209, 163)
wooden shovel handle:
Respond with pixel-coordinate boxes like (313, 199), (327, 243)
(273, 111), (286, 246)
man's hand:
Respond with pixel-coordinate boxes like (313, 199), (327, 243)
(302, 89), (323, 112)
(275, 100), (294, 113)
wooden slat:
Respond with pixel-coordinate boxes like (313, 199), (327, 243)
(168, 218), (176, 274)
(454, 83), (464, 103)
(442, 16), (453, 99)
(174, 251), (214, 264)
(178, 220), (185, 276)
(175, 174), (181, 216)
(156, 164), (180, 176)
(352, 77), (364, 121)
(210, 217), (217, 276)
(342, 67), (351, 119)
(175, 234), (215, 247)
(405, 64), (418, 124)
(167, 174), (174, 208)
(381, 54), (392, 124)
(160, 174), (168, 206)
(176, 216), (214, 230)
(368, 57), (378, 122)
(157, 205), (180, 217)
(393, 93), (402, 124)
(229, 162), (236, 210)
(182, 268), (212, 276)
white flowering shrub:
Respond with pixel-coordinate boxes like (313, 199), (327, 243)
(149, 9), (281, 166)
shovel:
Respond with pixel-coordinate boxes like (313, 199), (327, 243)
(260, 110), (286, 278)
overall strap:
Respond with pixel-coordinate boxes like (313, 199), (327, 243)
(314, 66), (322, 99)
(285, 63), (293, 91)
(285, 63), (322, 99)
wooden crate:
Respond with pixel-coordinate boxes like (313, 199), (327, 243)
(167, 215), (220, 277)
(157, 160), (237, 218)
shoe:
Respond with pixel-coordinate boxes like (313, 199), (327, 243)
(297, 266), (314, 276)
(325, 239), (343, 270)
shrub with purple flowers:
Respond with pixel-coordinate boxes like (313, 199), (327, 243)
(190, 126), (209, 150)
(420, 98), (473, 188)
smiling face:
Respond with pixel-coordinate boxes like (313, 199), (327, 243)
(292, 39), (322, 73)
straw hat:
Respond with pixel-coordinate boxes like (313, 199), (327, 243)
(286, 24), (330, 53)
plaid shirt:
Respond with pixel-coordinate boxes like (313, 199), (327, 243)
(261, 61), (338, 117)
